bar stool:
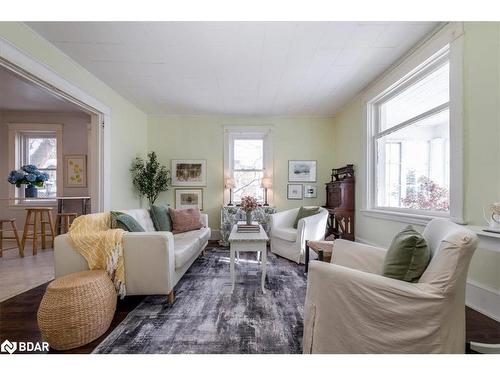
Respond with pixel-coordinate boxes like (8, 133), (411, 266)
(55, 213), (78, 234)
(0, 218), (23, 258)
(21, 208), (56, 256)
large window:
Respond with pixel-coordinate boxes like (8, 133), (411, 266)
(224, 127), (273, 205)
(369, 48), (451, 216)
(20, 132), (58, 198)
(232, 138), (264, 202)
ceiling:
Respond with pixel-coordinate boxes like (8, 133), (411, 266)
(0, 65), (85, 113)
(27, 22), (439, 117)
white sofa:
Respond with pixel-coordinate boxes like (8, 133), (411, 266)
(54, 209), (211, 302)
(303, 219), (479, 354)
(270, 207), (329, 264)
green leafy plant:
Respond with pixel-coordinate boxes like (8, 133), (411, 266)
(130, 152), (171, 206)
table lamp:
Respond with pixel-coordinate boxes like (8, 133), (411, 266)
(225, 177), (236, 206)
(260, 177), (272, 206)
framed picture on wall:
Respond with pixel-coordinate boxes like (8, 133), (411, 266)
(303, 184), (317, 198)
(288, 160), (316, 182)
(64, 155), (87, 188)
(172, 159), (207, 186)
(175, 189), (203, 210)
(287, 184), (303, 200)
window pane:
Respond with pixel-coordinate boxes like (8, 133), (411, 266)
(376, 109), (450, 211)
(234, 139), (263, 170)
(23, 135), (57, 198)
(380, 62), (449, 131)
(233, 171), (264, 203)
(36, 170), (57, 199)
(27, 137), (57, 168)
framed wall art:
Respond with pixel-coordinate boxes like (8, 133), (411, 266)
(288, 160), (316, 182)
(287, 184), (303, 200)
(64, 154), (87, 188)
(303, 184), (317, 198)
(175, 188), (203, 210)
(172, 159), (207, 186)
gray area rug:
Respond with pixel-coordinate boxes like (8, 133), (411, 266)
(93, 248), (306, 354)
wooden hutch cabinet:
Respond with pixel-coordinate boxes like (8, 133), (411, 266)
(324, 164), (355, 241)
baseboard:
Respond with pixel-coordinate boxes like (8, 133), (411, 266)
(466, 280), (500, 322)
(354, 237), (500, 323)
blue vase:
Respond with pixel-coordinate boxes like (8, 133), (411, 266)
(25, 185), (38, 198)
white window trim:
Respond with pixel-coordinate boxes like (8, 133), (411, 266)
(223, 125), (274, 206)
(362, 22), (465, 225)
(7, 123), (63, 207)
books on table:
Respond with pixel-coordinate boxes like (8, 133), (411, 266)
(236, 221), (260, 233)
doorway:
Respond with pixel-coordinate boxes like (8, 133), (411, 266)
(0, 38), (110, 301)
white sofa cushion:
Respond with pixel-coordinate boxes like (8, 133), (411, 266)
(174, 236), (200, 269)
(122, 209), (156, 232)
(272, 226), (297, 242)
(174, 227), (211, 246)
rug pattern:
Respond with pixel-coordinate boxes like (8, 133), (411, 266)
(93, 248), (307, 354)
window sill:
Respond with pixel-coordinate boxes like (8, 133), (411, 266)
(361, 208), (457, 226)
(465, 226), (500, 253)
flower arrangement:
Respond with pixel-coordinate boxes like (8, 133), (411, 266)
(241, 195), (258, 225)
(241, 195), (258, 212)
(7, 165), (49, 188)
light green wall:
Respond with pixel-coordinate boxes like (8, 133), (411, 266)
(0, 22), (148, 209)
(148, 116), (335, 229)
(332, 22), (500, 291)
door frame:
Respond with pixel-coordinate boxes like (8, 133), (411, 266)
(0, 36), (111, 212)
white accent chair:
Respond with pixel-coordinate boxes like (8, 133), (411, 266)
(270, 207), (329, 264)
(303, 218), (479, 354)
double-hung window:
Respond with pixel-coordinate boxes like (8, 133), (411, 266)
(368, 46), (454, 219)
(232, 137), (265, 202)
(8, 123), (63, 202)
(20, 132), (58, 198)
(224, 127), (273, 205)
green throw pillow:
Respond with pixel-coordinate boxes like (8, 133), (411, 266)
(110, 211), (145, 232)
(382, 225), (430, 283)
(150, 204), (172, 231)
(293, 206), (320, 229)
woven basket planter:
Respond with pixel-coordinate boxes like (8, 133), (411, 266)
(37, 270), (117, 351)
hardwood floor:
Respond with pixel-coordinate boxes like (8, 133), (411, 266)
(0, 282), (144, 354)
(1, 244), (499, 354)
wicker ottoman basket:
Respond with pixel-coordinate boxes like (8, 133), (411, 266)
(37, 270), (117, 350)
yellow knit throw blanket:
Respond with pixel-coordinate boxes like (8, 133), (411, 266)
(68, 212), (126, 297)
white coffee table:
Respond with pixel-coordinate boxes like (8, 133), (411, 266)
(228, 224), (269, 293)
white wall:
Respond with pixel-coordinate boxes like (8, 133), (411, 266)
(148, 116), (336, 229)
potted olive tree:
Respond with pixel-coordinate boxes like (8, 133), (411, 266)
(130, 152), (171, 206)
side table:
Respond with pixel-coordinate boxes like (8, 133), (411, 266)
(228, 224), (269, 293)
(305, 240), (334, 273)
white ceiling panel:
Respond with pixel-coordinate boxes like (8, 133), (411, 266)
(27, 21), (439, 116)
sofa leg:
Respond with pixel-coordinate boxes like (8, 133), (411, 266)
(167, 291), (175, 304)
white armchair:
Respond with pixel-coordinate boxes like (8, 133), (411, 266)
(303, 218), (479, 354)
(270, 207), (329, 263)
